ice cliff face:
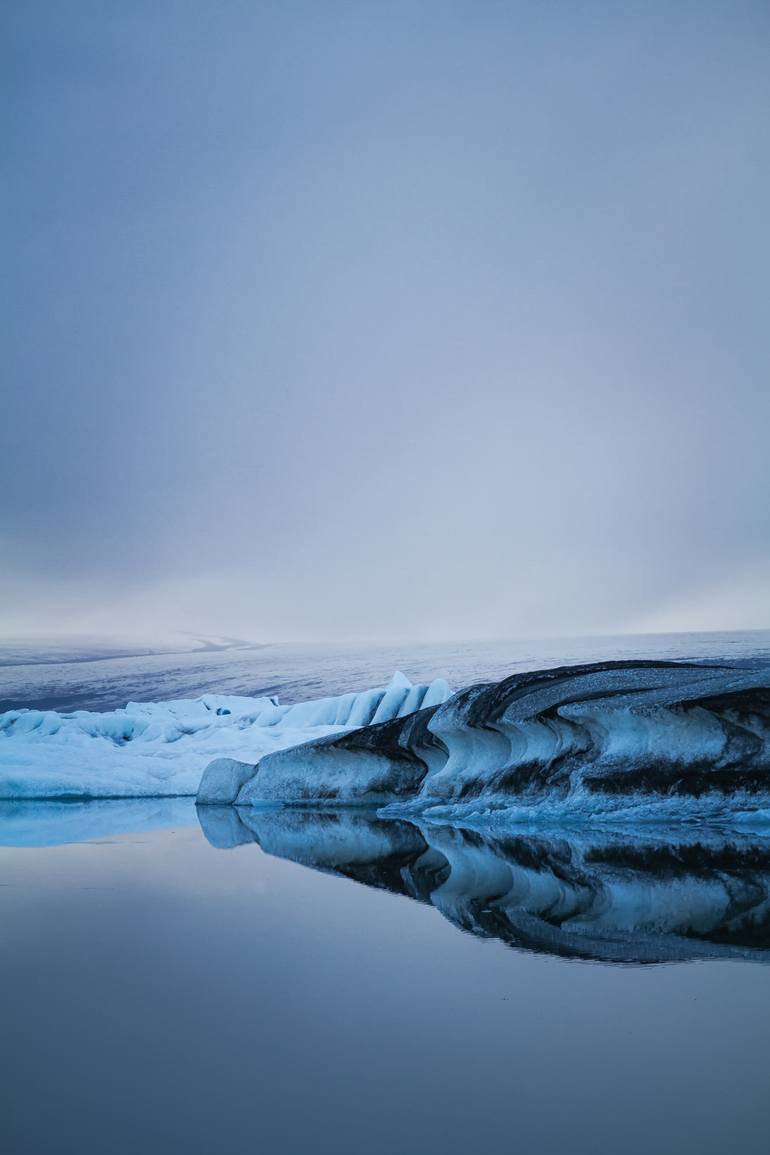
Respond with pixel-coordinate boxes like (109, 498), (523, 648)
(0, 673), (452, 799)
(197, 807), (770, 964)
(200, 661), (770, 823)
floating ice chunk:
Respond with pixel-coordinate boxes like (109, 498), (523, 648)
(197, 758), (257, 805)
(221, 661), (770, 824)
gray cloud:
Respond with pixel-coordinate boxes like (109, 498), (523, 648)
(2, 1), (769, 640)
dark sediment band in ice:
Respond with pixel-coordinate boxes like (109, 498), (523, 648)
(197, 806), (770, 964)
(197, 660), (770, 822)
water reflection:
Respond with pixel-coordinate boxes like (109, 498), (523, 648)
(198, 806), (770, 965)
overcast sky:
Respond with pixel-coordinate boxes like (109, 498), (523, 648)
(2, 1), (769, 642)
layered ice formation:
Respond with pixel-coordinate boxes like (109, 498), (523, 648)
(201, 661), (770, 824)
(0, 673), (451, 799)
(7, 657), (770, 820)
(197, 807), (770, 964)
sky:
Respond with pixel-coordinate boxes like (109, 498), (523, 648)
(2, 1), (769, 643)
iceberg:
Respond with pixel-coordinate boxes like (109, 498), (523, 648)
(203, 660), (770, 824)
(0, 674), (452, 800)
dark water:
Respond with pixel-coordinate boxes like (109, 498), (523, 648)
(3, 806), (770, 1155)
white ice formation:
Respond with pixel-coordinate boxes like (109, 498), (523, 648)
(0, 673), (452, 800)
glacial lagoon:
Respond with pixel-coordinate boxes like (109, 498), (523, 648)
(3, 635), (770, 1154)
(3, 800), (770, 1155)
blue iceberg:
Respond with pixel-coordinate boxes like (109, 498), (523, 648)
(199, 660), (770, 825)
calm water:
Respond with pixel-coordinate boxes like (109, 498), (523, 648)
(2, 805), (770, 1155)
(3, 633), (770, 1153)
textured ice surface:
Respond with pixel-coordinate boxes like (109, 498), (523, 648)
(0, 674), (451, 800)
(3, 631), (769, 714)
(218, 661), (770, 823)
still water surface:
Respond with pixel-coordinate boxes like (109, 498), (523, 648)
(3, 805), (770, 1155)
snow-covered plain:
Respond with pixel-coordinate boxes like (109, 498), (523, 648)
(3, 630), (769, 714)
(0, 673), (451, 800)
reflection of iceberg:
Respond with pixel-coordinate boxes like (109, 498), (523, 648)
(0, 798), (197, 847)
(198, 806), (770, 964)
(204, 661), (770, 823)
(0, 673), (451, 800)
